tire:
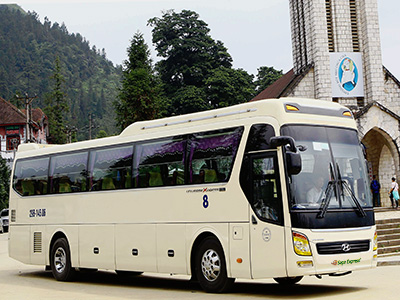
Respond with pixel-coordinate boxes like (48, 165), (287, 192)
(273, 276), (303, 285)
(50, 238), (76, 281)
(195, 237), (235, 293)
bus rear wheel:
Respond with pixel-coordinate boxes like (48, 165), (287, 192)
(50, 238), (76, 281)
(273, 276), (303, 285)
(195, 237), (234, 293)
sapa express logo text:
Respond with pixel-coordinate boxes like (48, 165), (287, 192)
(331, 258), (361, 266)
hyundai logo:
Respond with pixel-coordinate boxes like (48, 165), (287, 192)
(341, 243), (351, 252)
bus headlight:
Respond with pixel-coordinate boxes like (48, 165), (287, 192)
(293, 231), (312, 256)
(373, 230), (378, 251)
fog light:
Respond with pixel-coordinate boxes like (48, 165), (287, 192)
(297, 260), (313, 268)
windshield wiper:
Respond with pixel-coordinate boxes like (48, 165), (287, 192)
(317, 163), (336, 219)
(336, 163), (366, 218)
(317, 181), (335, 218)
(340, 181), (367, 217)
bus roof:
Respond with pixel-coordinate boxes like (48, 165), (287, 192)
(120, 97), (355, 137)
(15, 98), (355, 157)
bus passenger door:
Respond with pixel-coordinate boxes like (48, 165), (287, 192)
(246, 152), (286, 278)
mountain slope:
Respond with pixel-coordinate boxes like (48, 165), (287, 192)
(0, 4), (121, 139)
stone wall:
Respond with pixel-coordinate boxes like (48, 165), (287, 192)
(332, 0), (354, 52)
(287, 68), (316, 98)
(359, 0), (386, 103)
(289, 0), (331, 100)
(383, 74), (400, 114)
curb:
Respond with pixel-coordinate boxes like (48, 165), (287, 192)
(377, 261), (400, 266)
(377, 257), (400, 266)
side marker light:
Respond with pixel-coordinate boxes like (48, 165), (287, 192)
(286, 104), (299, 111)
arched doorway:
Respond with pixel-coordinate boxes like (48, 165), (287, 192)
(361, 127), (399, 207)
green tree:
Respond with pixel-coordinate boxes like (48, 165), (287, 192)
(96, 130), (108, 139)
(148, 10), (239, 115)
(114, 32), (160, 132)
(205, 67), (255, 108)
(254, 66), (283, 94)
(0, 158), (10, 210)
(172, 85), (208, 115)
(44, 56), (69, 144)
(148, 10), (232, 90)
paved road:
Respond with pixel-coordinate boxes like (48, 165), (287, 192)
(1, 232), (399, 300)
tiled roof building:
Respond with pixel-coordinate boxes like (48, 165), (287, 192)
(0, 96), (48, 163)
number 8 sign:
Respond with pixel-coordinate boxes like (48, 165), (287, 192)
(203, 195), (209, 208)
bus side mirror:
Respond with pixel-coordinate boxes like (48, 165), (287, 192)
(270, 136), (297, 152)
(286, 151), (302, 175)
(270, 136), (302, 175)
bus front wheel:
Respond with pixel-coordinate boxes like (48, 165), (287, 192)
(194, 237), (235, 293)
(50, 238), (76, 281)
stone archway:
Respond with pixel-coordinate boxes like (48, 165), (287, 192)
(361, 127), (399, 207)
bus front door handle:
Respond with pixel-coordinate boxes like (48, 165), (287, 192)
(251, 215), (258, 225)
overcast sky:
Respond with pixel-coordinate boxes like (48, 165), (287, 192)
(1, 0), (399, 79)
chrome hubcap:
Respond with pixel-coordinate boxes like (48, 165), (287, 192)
(201, 249), (221, 282)
(54, 247), (67, 273)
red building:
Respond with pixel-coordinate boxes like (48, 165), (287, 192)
(0, 97), (48, 163)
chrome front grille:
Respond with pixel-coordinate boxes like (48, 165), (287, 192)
(316, 240), (370, 255)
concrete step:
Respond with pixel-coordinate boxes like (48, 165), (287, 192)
(377, 228), (400, 236)
(375, 214), (400, 259)
(377, 244), (400, 255)
(376, 217), (400, 225)
(377, 254), (400, 266)
(376, 222), (400, 230)
(378, 233), (400, 242)
(377, 252), (400, 259)
(374, 207), (395, 213)
(378, 238), (400, 248)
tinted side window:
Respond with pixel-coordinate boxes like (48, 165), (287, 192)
(134, 138), (186, 188)
(13, 157), (49, 196)
(89, 146), (133, 191)
(188, 127), (243, 184)
(251, 155), (283, 224)
(245, 124), (275, 152)
(50, 152), (88, 194)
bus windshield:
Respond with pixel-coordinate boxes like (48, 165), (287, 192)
(281, 125), (373, 213)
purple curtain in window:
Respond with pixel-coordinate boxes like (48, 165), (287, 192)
(50, 152), (88, 175)
(89, 146), (133, 171)
(135, 140), (185, 167)
(188, 130), (242, 181)
(18, 157), (49, 178)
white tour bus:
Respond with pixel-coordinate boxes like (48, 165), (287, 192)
(8, 98), (377, 293)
